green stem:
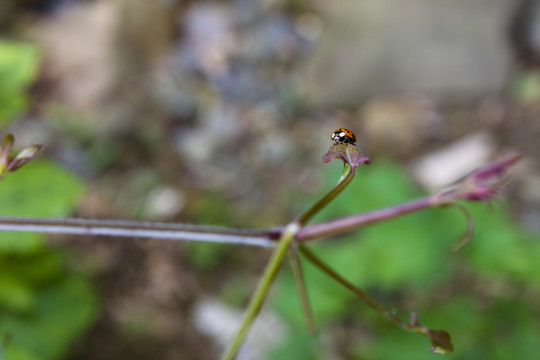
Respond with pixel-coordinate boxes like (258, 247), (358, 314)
(297, 163), (354, 226)
(298, 245), (454, 353)
(299, 244), (409, 329)
(222, 158), (357, 358)
(220, 222), (300, 360)
(289, 244), (316, 335)
(447, 203), (474, 252)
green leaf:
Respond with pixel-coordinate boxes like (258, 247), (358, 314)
(272, 260), (348, 328)
(185, 242), (230, 271)
(0, 160), (84, 254)
(264, 332), (320, 360)
(0, 41), (39, 126)
(3, 345), (43, 360)
(461, 203), (536, 279)
(0, 156), (96, 360)
(0, 275), (98, 360)
(0, 251), (63, 286)
(0, 276), (34, 312)
(0, 251), (64, 313)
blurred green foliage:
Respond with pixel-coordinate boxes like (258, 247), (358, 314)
(0, 41), (97, 360)
(270, 160), (540, 359)
(0, 161), (98, 360)
(0, 161), (84, 253)
(184, 192), (238, 271)
(186, 241), (230, 272)
(511, 70), (540, 104)
(0, 41), (39, 126)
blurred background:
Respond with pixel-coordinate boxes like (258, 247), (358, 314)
(0, 0), (540, 359)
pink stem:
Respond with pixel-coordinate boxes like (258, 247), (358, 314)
(297, 197), (432, 242)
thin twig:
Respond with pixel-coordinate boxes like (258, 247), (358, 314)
(0, 216), (278, 247)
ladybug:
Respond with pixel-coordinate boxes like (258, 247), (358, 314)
(331, 128), (357, 144)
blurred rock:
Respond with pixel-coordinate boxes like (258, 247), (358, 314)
(513, 156), (540, 232)
(301, 0), (517, 105)
(253, 130), (293, 164)
(156, 0), (308, 111)
(174, 100), (242, 163)
(184, 3), (236, 79)
(238, 11), (304, 62)
(411, 132), (496, 189)
(115, 0), (180, 81)
(192, 298), (288, 360)
(519, 158), (540, 201)
(29, 0), (118, 111)
(0, 0), (15, 27)
(145, 186), (185, 220)
(510, 0), (540, 67)
(360, 96), (441, 155)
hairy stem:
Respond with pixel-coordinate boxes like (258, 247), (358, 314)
(220, 222), (300, 360)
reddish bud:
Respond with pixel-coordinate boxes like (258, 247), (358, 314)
(0, 133), (42, 180)
(433, 154), (522, 205)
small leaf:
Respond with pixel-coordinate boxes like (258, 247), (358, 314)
(0, 134), (42, 180)
(411, 314), (454, 354)
(6, 145), (42, 172)
(426, 329), (453, 354)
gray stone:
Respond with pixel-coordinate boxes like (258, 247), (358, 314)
(300, 0), (518, 105)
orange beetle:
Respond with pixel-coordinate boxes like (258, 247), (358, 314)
(331, 128), (356, 144)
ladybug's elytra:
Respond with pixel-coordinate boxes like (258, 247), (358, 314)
(331, 128), (357, 144)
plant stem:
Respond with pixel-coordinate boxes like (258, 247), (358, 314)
(446, 203), (474, 252)
(299, 245), (410, 329)
(297, 197), (432, 242)
(220, 222), (300, 360)
(296, 163), (354, 225)
(0, 217), (277, 247)
(289, 244), (316, 335)
(221, 161), (355, 358)
(299, 244), (454, 353)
